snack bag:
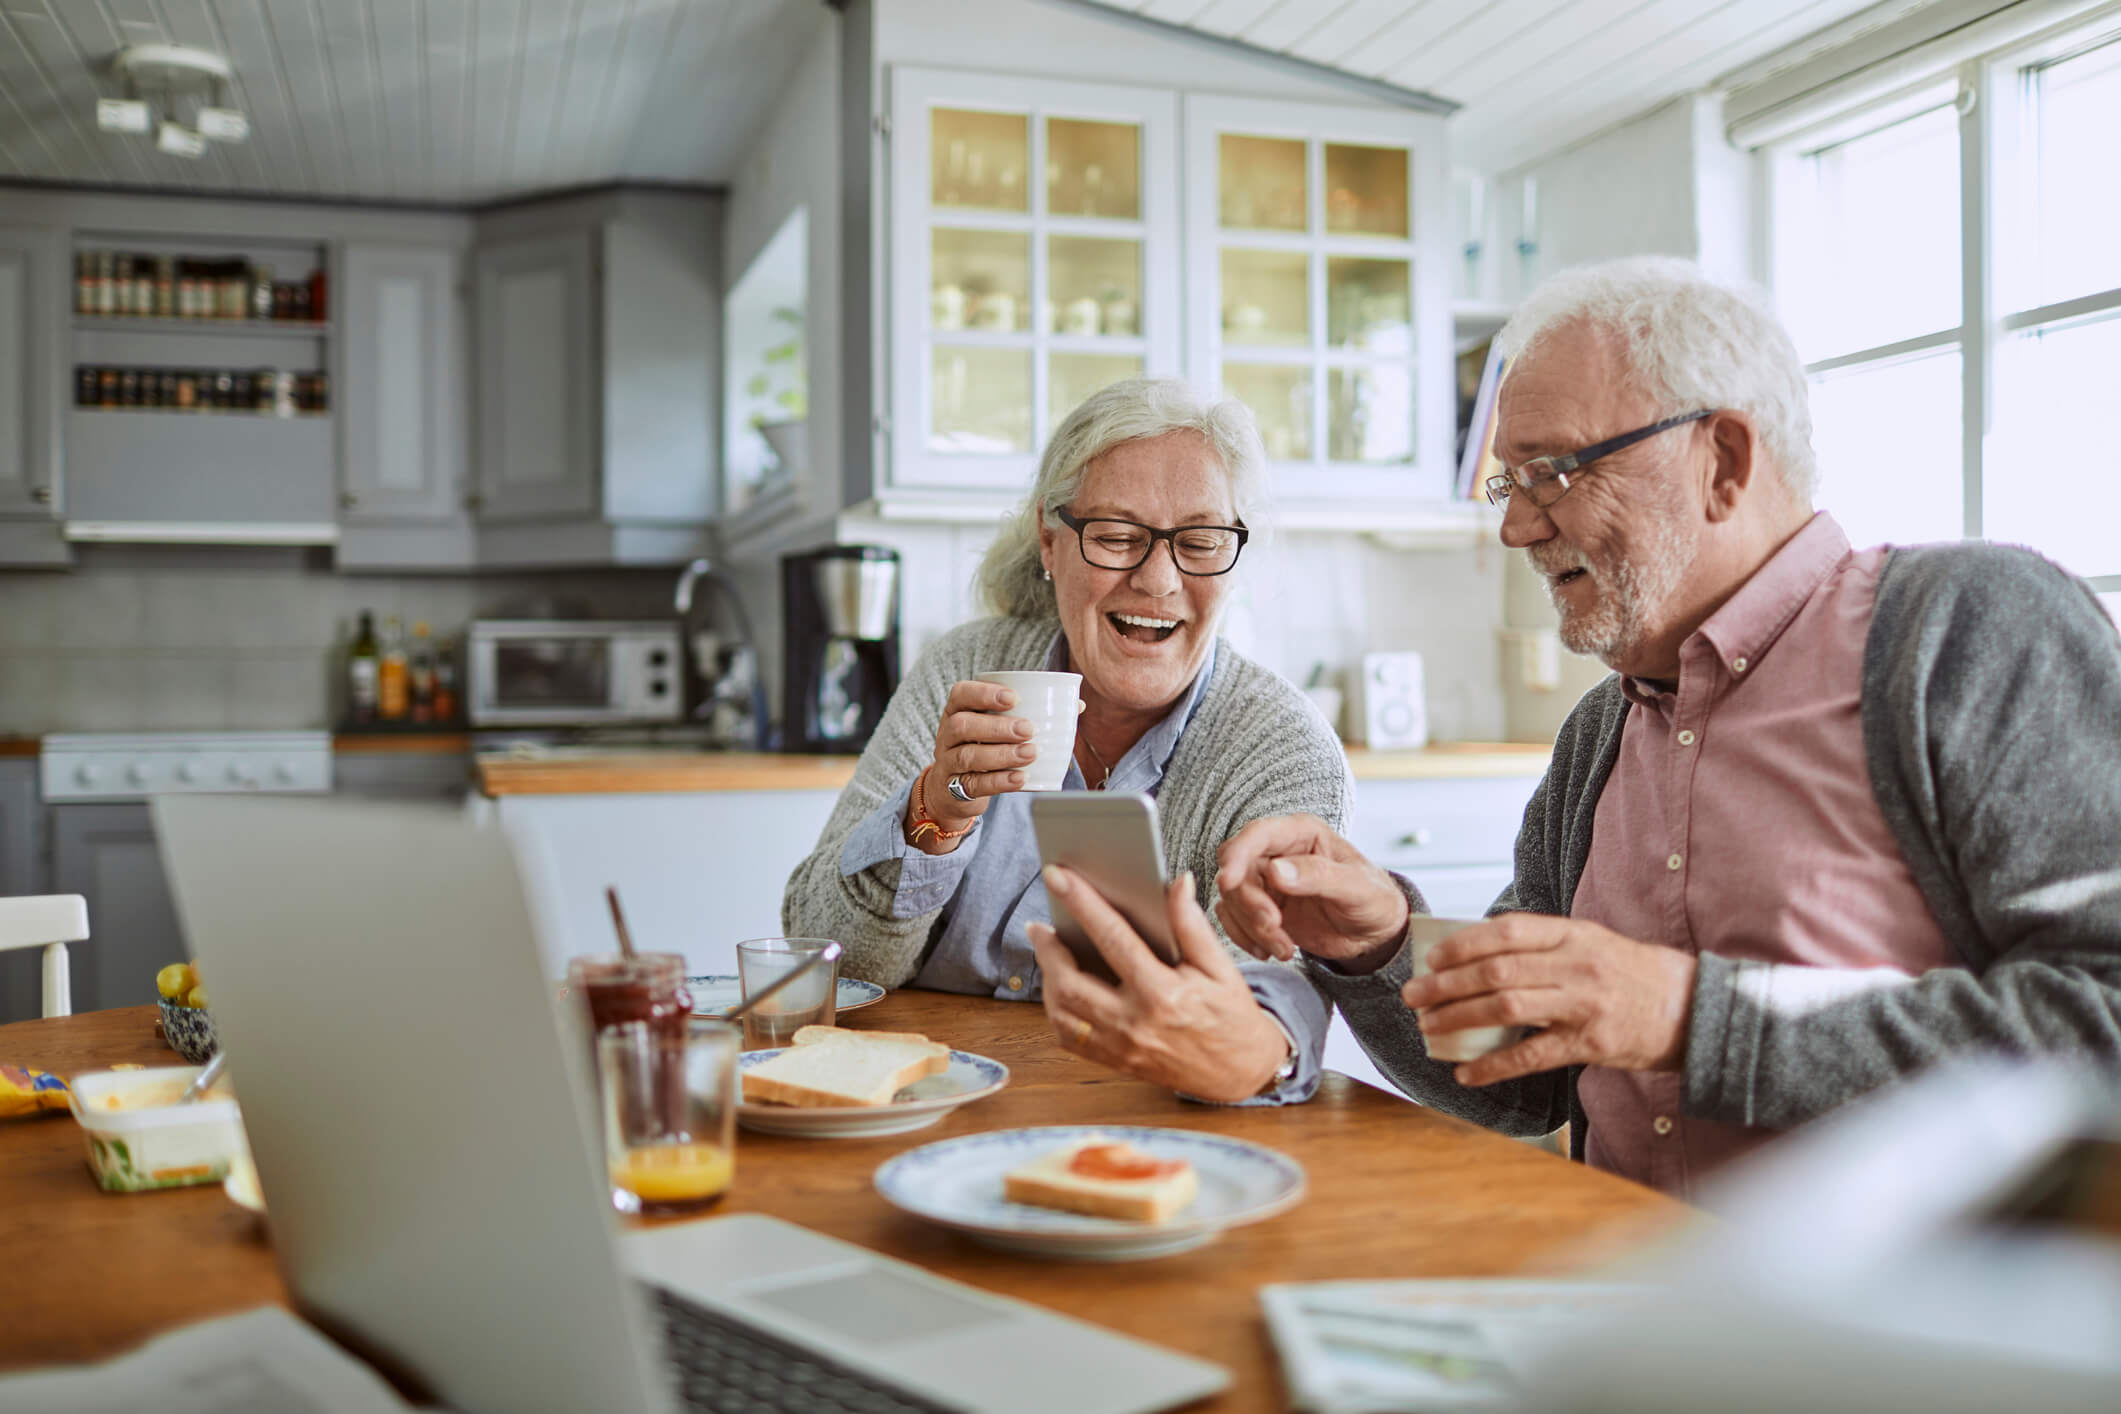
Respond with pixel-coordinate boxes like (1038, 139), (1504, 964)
(1, 1064), (71, 1119)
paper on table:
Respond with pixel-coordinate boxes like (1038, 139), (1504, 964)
(1259, 1279), (1647, 1414)
(0, 1306), (413, 1414)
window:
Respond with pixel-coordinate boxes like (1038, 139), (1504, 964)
(1770, 24), (2121, 589)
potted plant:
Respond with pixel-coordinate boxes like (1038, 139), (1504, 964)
(749, 305), (807, 479)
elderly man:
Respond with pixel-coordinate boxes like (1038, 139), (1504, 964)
(1110, 254), (2121, 1199)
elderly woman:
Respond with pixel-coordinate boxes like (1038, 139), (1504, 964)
(783, 378), (1349, 1103)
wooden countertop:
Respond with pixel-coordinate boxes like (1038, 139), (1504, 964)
(0, 993), (1686, 1403)
(479, 741), (1554, 796)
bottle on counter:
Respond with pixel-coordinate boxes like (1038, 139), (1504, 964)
(408, 621), (437, 725)
(432, 636), (459, 724)
(377, 615), (410, 722)
(348, 611), (381, 725)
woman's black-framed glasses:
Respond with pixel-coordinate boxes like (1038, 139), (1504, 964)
(1484, 409), (1715, 511)
(1054, 507), (1250, 577)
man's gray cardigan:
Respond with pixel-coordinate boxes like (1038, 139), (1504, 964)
(1311, 543), (2121, 1156)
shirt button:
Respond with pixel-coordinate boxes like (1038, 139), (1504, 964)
(1652, 1115), (1675, 1136)
(1676, 729), (1696, 746)
(1666, 853), (1683, 871)
(1733, 656), (1748, 673)
(1006, 976), (1024, 993)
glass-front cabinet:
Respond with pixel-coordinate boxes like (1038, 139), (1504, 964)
(1184, 95), (1452, 509)
(890, 68), (1179, 492)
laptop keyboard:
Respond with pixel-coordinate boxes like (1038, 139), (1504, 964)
(653, 1287), (958, 1414)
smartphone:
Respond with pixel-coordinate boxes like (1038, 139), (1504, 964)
(1029, 792), (1181, 981)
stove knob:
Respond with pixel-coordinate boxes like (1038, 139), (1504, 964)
(74, 763), (100, 787)
(178, 761), (201, 784)
(272, 762), (295, 785)
(228, 763), (255, 787)
(127, 763), (150, 786)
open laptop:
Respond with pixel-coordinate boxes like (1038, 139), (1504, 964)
(153, 793), (1228, 1414)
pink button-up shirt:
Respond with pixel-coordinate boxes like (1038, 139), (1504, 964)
(1571, 514), (1956, 1198)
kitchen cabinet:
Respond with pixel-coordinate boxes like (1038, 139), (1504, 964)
(1347, 773), (1538, 918)
(0, 759), (45, 1024)
(48, 803), (183, 1015)
(471, 190), (720, 567)
(886, 68), (1180, 497)
(1184, 94), (1454, 515)
(337, 243), (473, 567)
(334, 751), (472, 801)
(65, 234), (336, 538)
(0, 227), (65, 564)
(474, 232), (598, 522)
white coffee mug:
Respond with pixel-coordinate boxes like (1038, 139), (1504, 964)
(1406, 916), (1527, 1063)
(974, 671), (1081, 792)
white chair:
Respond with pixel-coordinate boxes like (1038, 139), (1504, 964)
(0, 895), (90, 1018)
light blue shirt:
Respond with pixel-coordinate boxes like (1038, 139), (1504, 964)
(839, 634), (1323, 1105)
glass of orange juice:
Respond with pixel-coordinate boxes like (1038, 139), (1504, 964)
(597, 1018), (739, 1217)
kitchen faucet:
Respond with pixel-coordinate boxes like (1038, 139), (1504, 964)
(674, 558), (772, 750)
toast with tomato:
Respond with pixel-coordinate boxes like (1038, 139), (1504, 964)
(1002, 1134), (1198, 1222)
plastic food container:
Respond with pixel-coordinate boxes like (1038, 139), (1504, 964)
(68, 1066), (245, 1193)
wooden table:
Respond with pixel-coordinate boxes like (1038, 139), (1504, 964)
(0, 994), (1687, 1409)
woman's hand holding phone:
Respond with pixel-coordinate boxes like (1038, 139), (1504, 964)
(906, 680), (1038, 851)
(1028, 866), (1292, 1104)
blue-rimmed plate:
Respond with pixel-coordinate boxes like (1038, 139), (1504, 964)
(874, 1125), (1307, 1261)
(735, 1048), (1010, 1138)
(686, 974), (885, 1017)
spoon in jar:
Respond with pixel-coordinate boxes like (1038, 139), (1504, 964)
(604, 885), (639, 960)
(178, 1049), (229, 1105)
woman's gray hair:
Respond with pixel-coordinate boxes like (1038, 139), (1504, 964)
(976, 377), (1268, 619)
(1497, 256), (1818, 499)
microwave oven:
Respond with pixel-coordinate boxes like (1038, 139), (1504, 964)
(467, 620), (683, 727)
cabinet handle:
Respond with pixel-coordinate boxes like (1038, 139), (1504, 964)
(1395, 829), (1433, 849)
(463, 491), (484, 511)
(340, 491), (359, 509)
(32, 486), (53, 504)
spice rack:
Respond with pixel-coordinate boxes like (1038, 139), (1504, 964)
(65, 234), (336, 528)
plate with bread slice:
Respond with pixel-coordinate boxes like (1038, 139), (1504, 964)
(735, 1025), (1010, 1138)
(687, 974), (886, 1017)
(873, 1125), (1307, 1260)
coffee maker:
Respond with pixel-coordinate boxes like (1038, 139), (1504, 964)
(781, 545), (901, 753)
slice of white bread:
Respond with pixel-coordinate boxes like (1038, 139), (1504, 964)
(1002, 1134), (1199, 1223)
(742, 1028), (951, 1109)
(790, 1024), (939, 1049)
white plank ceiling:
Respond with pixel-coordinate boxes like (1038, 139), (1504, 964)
(0, 0), (1924, 203)
(1083, 0), (1911, 172)
(0, 0), (824, 203)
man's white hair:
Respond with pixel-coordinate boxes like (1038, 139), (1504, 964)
(1496, 256), (1817, 500)
(976, 377), (1267, 619)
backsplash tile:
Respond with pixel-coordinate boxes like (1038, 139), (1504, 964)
(0, 548), (674, 736)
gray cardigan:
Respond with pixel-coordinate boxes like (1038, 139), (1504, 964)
(783, 614), (1353, 987)
(1312, 543), (2121, 1153)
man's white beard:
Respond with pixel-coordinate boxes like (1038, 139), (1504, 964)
(1538, 518), (1695, 668)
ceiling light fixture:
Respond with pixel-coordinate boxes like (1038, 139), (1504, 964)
(103, 44), (247, 160)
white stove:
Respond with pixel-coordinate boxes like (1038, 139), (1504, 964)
(41, 732), (334, 801)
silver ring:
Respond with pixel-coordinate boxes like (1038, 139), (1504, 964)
(945, 774), (974, 805)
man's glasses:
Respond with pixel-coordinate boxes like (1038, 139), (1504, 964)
(1054, 508), (1250, 577)
(1484, 409), (1714, 511)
